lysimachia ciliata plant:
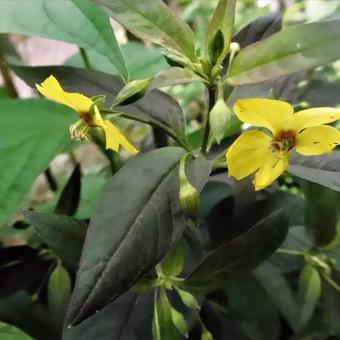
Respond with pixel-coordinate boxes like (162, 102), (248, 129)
(1, 0), (340, 339)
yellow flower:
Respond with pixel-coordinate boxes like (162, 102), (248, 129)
(36, 75), (137, 154)
(226, 98), (340, 191)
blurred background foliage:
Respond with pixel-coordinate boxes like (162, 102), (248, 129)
(0, 0), (340, 339)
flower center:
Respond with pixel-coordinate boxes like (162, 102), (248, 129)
(271, 130), (296, 153)
(80, 112), (93, 125)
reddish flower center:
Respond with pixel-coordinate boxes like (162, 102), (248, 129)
(80, 112), (93, 125)
(271, 130), (296, 152)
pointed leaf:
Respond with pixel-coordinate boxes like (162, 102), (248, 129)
(93, 0), (197, 62)
(206, 0), (236, 64)
(228, 19), (340, 85)
(24, 211), (87, 271)
(66, 147), (211, 325)
(0, 0), (129, 81)
(289, 151), (340, 192)
(0, 99), (74, 227)
(233, 12), (282, 49)
(186, 210), (289, 291)
(64, 291), (153, 340)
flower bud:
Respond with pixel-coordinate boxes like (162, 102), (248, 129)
(179, 154), (200, 218)
(113, 78), (153, 107)
(209, 97), (232, 144)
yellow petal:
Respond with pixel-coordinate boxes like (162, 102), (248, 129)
(295, 125), (340, 156)
(254, 153), (289, 191)
(226, 130), (271, 180)
(234, 98), (294, 134)
(36, 75), (93, 113)
(103, 120), (138, 154)
(290, 108), (340, 132)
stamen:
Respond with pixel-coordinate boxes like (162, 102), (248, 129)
(271, 129), (296, 154)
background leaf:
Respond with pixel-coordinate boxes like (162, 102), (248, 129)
(228, 19), (340, 85)
(0, 0), (128, 81)
(65, 292), (153, 340)
(289, 151), (340, 192)
(232, 12), (282, 49)
(66, 42), (169, 80)
(66, 147), (211, 325)
(0, 99), (74, 227)
(186, 210), (289, 291)
(48, 262), (72, 324)
(298, 264), (322, 329)
(304, 182), (339, 247)
(93, 0), (197, 62)
(0, 322), (33, 340)
(0, 292), (60, 340)
(24, 212), (87, 271)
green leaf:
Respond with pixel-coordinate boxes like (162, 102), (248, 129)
(298, 264), (322, 328)
(228, 19), (340, 85)
(162, 241), (186, 277)
(226, 274), (280, 340)
(11, 65), (186, 140)
(186, 210), (289, 291)
(66, 42), (169, 79)
(153, 289), (179, 340)
(94, 0), (197, 62)
(0, 99), (74, 227)
(304, 182), (339, 247)
(206, 0), (236, 64)
(65, 291), (153, 340)
(0, 0), (128, 81)
(48, 262), (72, 322)
(0, 292), (59, 340)
(254, 263), (300, 332)
(66, 147), (211, 325)
(24, 211), (87, 271)
(0, 322), (33, 340)
(289, 151), (340, 192)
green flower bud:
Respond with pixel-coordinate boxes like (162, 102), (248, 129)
(209, 97), (232, 144)
(201, 327), (213, 340)
(113, 78), (153, 107)
(170, 306), (188, 337)
(179, 154), (200, 218)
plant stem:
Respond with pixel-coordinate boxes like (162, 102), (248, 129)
(276, 248), (304, 256)
(0, 51), (18, 98)
(153, 287), (161, 340)
(44, 167), (58, 192)
(201, 86), (216, 155)
(79, 48), (92, 69)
